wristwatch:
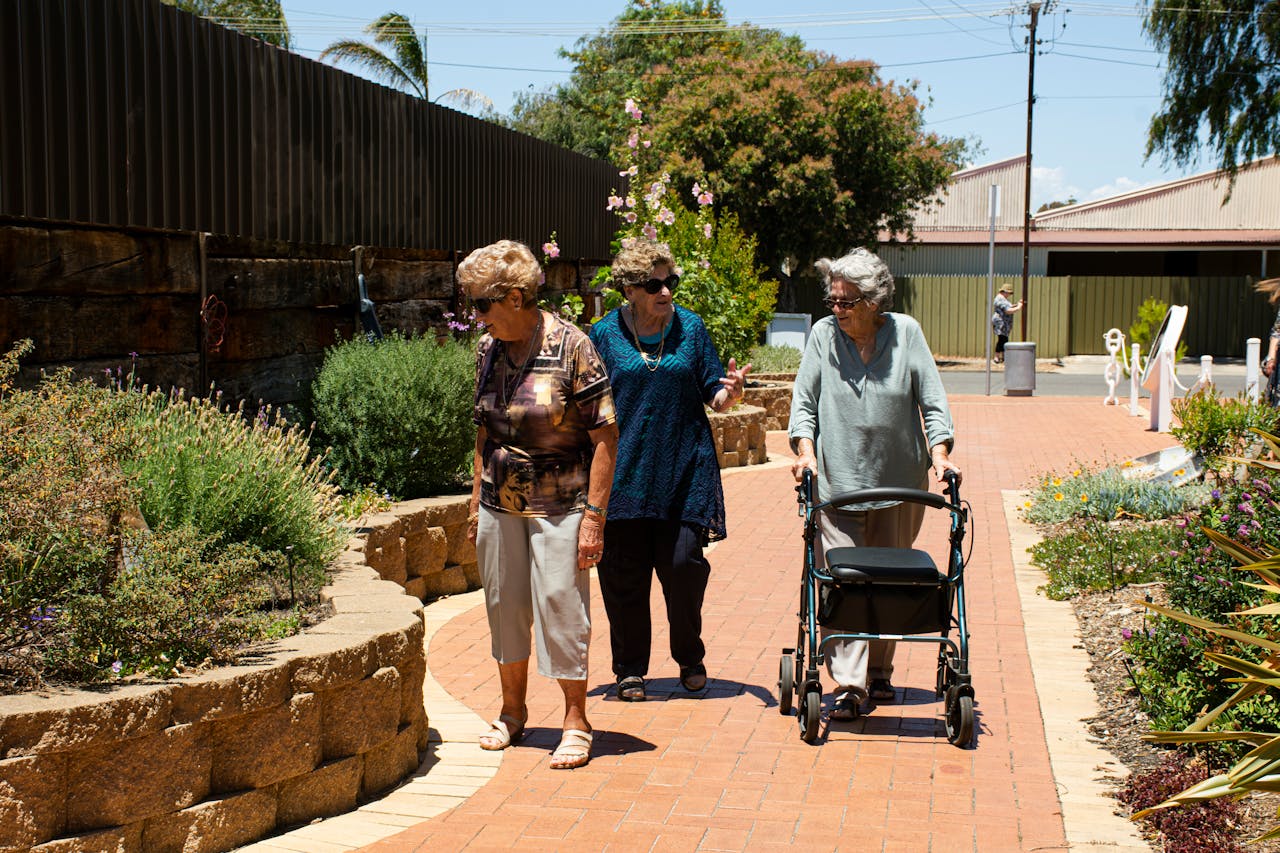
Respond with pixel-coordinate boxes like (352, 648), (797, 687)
(585, 502), (607, 519)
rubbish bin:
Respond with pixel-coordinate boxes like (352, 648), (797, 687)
(1004, 341), (1036, 396)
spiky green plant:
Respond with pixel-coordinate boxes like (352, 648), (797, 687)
(1134, 427), (1280, 843)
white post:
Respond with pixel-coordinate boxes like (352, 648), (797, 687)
(984, 184), (999, 397)
(1129, 343), (1141, 416)
(1150, 348), (1174, 432)
(1246, 337), (1261, 402)
(1197, 355), (1213, 392)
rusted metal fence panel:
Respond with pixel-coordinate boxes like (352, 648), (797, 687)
(0, 0), (619, 258)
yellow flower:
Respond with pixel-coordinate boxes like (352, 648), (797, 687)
(1052, 477), (1062, 486)
(1080, 494), (1089, 502)
(1024, 501), (1032, 508)
(1072, 469), (1081, 477)
(1122, 460), (1134, 468)
(1054, 492), (1064, 502)
(1175, 468), (1185, 476)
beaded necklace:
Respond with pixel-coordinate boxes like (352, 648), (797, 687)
(625, 305), (667, 372)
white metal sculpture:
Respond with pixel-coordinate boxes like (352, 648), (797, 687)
(1103, 328), (1124, 405)
(1140, 305), (1189, 433)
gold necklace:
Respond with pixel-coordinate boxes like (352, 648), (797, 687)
(500, 312), (543, 411)
(626, 306), (666, 372)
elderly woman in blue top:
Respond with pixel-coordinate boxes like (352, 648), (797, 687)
(589, 240), (750, 702)
(789, 247), (962, 721)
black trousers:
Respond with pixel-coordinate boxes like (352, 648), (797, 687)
(598, 518), (710, 680)
(995, 333), (1009, 354)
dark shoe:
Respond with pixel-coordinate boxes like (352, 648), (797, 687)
(617, 675), (646, 702)
(679, 664), (707, 692)
(829, 695), (860, 721)
(869, 678), (895, 701)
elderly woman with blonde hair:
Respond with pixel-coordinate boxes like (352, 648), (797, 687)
(460, 239), (618, 770)
(789, 247), (961, 721)
(1259, 278), (1280, 406)
(588, 240), (750, 702)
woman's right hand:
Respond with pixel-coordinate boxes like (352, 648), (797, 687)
(791, 451), (817, 483)
(1265, 355), (1276, 378)
(466, 507), (480, 544)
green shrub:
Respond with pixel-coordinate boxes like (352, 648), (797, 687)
(1, 341), (342, 689)
(126, 391), (343, 589)
(1023, 463), (1203, 525)
(1127, 475), (1280, 745)
(1171, 389), (1280, 462)
(51, 527), (280, 680)
(747, 343), (803, 374)
(311, 333), (474, 499)
(1030, 520), (1179, 600)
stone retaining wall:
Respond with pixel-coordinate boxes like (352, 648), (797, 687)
(707, 404), (769, 468)
(741, 382), (793, 432)
(0, 546), (436, 852)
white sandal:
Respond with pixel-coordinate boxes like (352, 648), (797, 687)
(549, 729), (592, 769)
(479, 713), (526, 751)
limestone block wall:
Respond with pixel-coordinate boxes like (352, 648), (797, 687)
(707, 405), (769, 468)
(0, 559), (428, 852)
(741, 381), (793, 431)
(350, 495), (477, 603)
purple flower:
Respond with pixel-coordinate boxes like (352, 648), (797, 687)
(1194, 575), (1205, 582)
(1238, 524), (1250, 537)
(1121, 628), (1133, 640)
(1176, 518), (1187, 528)
(111, 661), (122, 675)
(1243, 493), (1253, 501)
(1212, 489), (1222, 499)
(129, 351), (138, 359)
(1222, 514), (1231, 523)
(1179, 635), (1189, 647)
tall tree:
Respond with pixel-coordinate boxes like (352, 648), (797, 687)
(649, 51), (964, 272)
(508, 0), (806, 159)
(163, 0), (291, 48)
(509, 0), (964, 274)
(1144, 0), (1280, 182)
(320, 12), (491, 112)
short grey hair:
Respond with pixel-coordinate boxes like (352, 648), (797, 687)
(815, 248), (895, 310)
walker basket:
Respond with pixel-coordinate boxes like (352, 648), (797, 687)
(816, 546), (950, 635)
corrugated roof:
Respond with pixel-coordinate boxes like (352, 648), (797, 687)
(894, 228), (1280, 246)
(907, 155), (1027, 230)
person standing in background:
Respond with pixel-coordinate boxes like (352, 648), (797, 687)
(991, 284), (1024, 364)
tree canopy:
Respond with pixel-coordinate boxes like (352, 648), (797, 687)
(1144, 0), (1280, 182)
(162, 1), (291, 48)
(509, 0), (965, 272)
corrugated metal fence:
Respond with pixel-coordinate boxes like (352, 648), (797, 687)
(895, 275), (1271, 359)
(0, 0), (620, 257)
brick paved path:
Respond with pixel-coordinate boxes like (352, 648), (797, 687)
(361, 396), (1175, 852)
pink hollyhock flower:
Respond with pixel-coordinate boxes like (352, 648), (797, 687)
(692, 182), (703, 196)
(657, 207), (675, 225)
(542, 241), (560, 259)
(625, 195), (636, 208)
(642, 223), (658, 241)
(642, 140), (651, 148)
(607, 195), (624, 210)
(624, 212), (638, 223)
(703, 223), (713, 238)
(697, 191), (714, 206)
(627, 130), (639, 149)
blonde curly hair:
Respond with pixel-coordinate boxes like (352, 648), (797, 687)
(610, 241), (675, 290)
(457, 240), (541, 307)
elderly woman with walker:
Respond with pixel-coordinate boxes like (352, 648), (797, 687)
(789, 247), (962, 721)
(461, 240), (618, 770)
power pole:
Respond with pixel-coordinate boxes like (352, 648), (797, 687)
(1020, 0), (1043, 341)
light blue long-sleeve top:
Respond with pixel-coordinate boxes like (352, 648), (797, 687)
(788, 312), (955, 508)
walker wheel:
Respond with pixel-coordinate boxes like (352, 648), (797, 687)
(946, 694), (974, 747)
(799, 688), (821, 743)
(777, 654), (795, 715)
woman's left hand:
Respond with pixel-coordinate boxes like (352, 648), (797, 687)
(714, 357), (753, 411)
(578, 510), (605, 571)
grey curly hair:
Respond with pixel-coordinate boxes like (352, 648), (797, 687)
(815, 248), (895, 310)
(610, 240), (675, 290)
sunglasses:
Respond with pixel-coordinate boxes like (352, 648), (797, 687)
(471, 290), (511, 314)
(637, 274), (679, 295)
(823, 296), (867, 312)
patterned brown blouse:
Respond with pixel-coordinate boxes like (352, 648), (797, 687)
(473, 312), (616, 517)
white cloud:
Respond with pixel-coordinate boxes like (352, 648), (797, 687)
(1085, 177), (1148, 201)
(1030, 166), (1080, 210)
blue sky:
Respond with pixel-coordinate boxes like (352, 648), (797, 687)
(278, 1), (1207, 210)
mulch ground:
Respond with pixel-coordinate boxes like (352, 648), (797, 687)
(1072, 584), (1280, 851)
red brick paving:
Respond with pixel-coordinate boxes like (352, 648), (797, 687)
(360, 395), (1175, 852)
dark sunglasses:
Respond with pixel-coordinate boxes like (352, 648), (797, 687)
(471, 290), (510, 314)
(823, 296), (866, 312)
(638, 274), (679, 295)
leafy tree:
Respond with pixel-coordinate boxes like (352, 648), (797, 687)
(1037, 198), (1077, 212)
(319, 12), (492, 113)
(1144, 1), (1280, 184)
(163, 0), (291, 48)
(507, 0), (806, 159)
(510, 0), (964, 274)
(648, 51), (964, 272)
